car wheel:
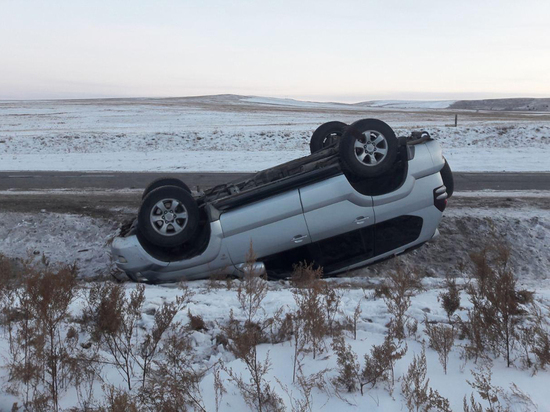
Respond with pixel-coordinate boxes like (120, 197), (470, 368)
(338, 119), (398, 178)
(142, 178), (191, 199)
(138, 185), (200, 247)
(310, 121), (348, 153)
(441, 159), (454, 197)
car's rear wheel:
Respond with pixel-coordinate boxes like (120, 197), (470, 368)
(338, 119), (398, 178)
(142, 178), (191, 199)
(138, 185), (199, 247)
(310, 121), (348, 153)
(441, 159), (454, 197)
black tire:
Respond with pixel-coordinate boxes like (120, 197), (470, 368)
(138, 185), (200, 248)
(441, 159), (454, 198)
(339, 119), (398, 178)
(310, 121), (348, 153)
(142, 178), (191, 199)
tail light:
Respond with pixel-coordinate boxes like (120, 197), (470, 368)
(434, 185), (448, 212)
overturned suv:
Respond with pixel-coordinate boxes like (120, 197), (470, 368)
(112, 119), (453, 282)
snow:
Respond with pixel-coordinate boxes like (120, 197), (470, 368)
(1, 276), (549, 411)
(0, 211), (120, 278)
(1, 96), (549, 409)
(0, 194), (548, 410)
(1, 96), (550, 173)
(242, 96), (347, 109)
(1, 147), (549, 173)
(362, 100), (456, 109)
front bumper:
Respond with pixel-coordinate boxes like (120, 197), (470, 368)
(111, 235), (170, 281)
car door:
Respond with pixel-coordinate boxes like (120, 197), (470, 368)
(299, 174), (375, 269)
(300, 174), (375, 242)
(220, 189), (311, 264)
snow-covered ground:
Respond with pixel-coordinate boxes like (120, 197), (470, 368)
(1, 273), (549, 411)
(1, 95), (549, 172)
(360, 100), (456, 109)
(1, 192), (548, 280)
(1, 96), (549, 410)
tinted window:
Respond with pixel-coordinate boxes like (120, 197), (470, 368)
(263, 226), (375, 277)
(263, 243), (316, 277)
(316, 226), (374, 272)
(374, 215), (423, 256)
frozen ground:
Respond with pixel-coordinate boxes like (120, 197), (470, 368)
(0, 192), (548, 410)
(1, 190), (549, 410)
(1, 95), (550, 172)
(1, 96), (549, 409)
(1, 268), (549, 411)
(0, 192), (548, 281)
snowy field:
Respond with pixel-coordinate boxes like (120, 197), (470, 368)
(1, 95), (550, 172)
(1, 96), (550, 410)
(1, 252), (549, 411)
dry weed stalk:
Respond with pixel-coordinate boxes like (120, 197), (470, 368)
(86, 282), (145, 391)
(463, 363), (537, 412)
(4, 263), (80, 411)
(237, 244), (268, 324)
(424, 318), (455, 375)
(383, 267), (422, 340)
(401, 347), (451, 412)
(439, 274), (461, 321)
(331, 336), (360, 393)
(361, 335), (407, 395)
(464, 245), (531, 367)
(351, 301), (362, 340)
(141, 327), (208, 412)
(137, 289), (190, 389)
(224, 246), (284, 412)
(277, 363), (330, 412)
(291, 262), (328, 359)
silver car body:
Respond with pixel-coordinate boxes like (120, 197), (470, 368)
(112, 139), (446, 282)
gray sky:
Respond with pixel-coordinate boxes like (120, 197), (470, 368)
(1, 0), (549, 102)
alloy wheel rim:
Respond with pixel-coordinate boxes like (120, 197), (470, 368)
(149, 198), (189, 236)
(353, 130), (388, 166)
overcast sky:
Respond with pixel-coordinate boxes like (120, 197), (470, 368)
(1, 0), (549, 102)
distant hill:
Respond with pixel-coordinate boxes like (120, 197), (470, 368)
(355, 100), (456, 109)
(449, 98), (550, 111)
(355, 97), (550, 111)
(4, 94), (549, 112)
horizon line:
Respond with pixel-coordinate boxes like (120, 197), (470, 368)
(1, 93), (549, 105)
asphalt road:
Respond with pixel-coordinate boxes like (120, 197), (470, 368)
(0, 171), (549, 192)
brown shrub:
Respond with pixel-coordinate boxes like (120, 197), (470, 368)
(291, 262), (327, 359)
(439, 274), (461, 321)
(424, 318), (455, 375)
(187, 309), (206, 331)
(401, 348), (451, 412)
(331, 336), (359, 393)
(361, 335), (407, 395)
(383, 268), (421, 340)
(464, 245), (529, 367)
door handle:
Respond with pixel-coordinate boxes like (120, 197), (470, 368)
(355, 216), (370, 225)
(292, 234), (308, 244)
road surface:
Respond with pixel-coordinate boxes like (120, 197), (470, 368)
(1, 171), (549, 192)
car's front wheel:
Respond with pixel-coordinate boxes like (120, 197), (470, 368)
(310, 121), (348, 153)
(138, 185), (199, 247)
(338, 119), (398, 178)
